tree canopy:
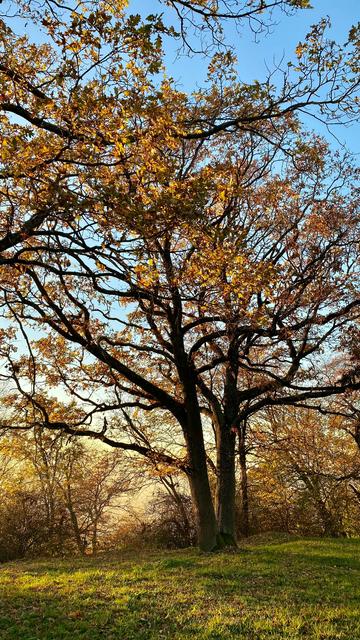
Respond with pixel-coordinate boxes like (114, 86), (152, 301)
(0, 0), (359, 550)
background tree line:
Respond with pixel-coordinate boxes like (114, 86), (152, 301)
(0, 400), (359, 561)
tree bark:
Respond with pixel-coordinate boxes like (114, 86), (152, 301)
(214, 339), (239, 547)
(164, 261), (220, 551)
(316, 499), (339, 537)
(92, 521), (98, 555)
(184, 405), (219, 551)
(238, 425), (250, 537)
(64, 481), (86, 555)
(170, 296), (219, 551)
(215, 424), (237, 545)
(182, 375), (219, 551)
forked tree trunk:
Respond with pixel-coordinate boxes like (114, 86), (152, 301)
(215, 424), (237, 546)
(173, 327), (220, 550)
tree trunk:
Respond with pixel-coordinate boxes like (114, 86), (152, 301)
(182, 383), (219, 551)
(214, 338), (239, 547)
(215, 424), (237, 546)
(300, 473), (340, 538)
(171, 309), (219, 550)
(64, 481), (86, 555)
(238, 426), (250, 537)
(92, 521), (98, 555)
(315, 496), (339, 537)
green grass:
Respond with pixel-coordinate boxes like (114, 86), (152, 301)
(0, 536), (359, 639)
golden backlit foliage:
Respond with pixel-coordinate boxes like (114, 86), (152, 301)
(0, 0), (359, 550)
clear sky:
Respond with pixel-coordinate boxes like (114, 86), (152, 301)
(155, 0), (359, 153)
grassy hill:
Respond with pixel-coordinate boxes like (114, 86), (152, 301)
(0, 536), (359, 639)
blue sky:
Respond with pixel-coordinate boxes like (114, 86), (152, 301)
(155, 0), (359, 153)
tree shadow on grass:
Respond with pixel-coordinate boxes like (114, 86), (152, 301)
(198, 541), (360, 639)
(0, 542), (360, 640)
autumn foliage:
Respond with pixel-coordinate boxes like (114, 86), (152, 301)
(0, 0), (359, 550)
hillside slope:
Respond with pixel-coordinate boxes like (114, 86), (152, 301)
(0, 537), (359, 639)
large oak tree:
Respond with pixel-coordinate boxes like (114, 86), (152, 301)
(0, 0), (359, 549)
